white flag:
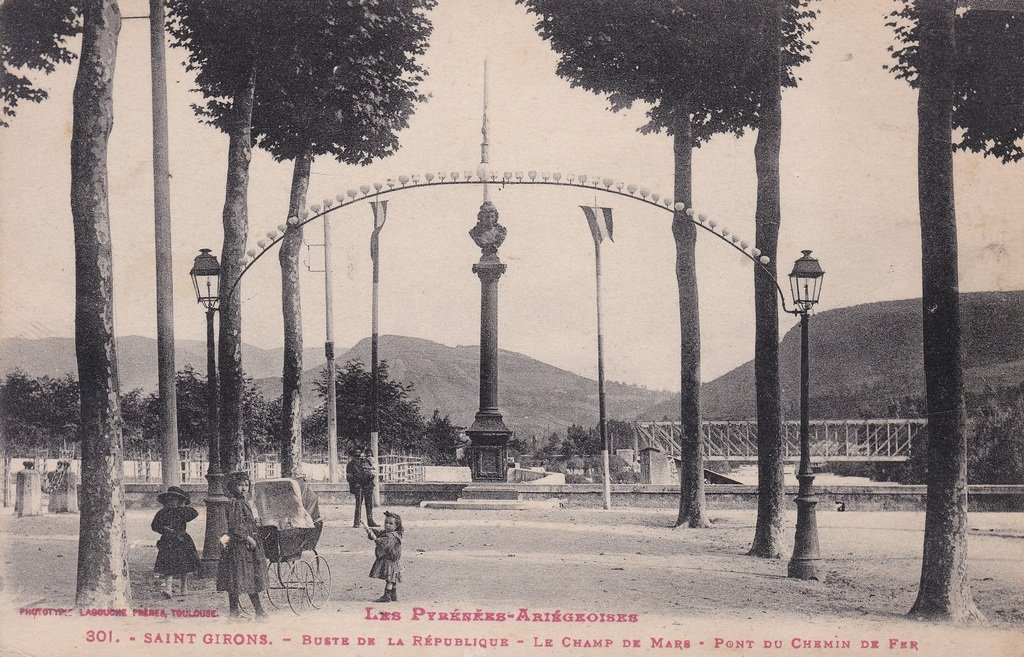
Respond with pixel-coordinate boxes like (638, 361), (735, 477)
(580, 205), (614, 245)
(370, 201), (388, 261)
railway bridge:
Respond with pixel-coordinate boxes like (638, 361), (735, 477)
(633, 419), (925, 464)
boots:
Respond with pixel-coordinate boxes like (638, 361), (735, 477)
(228, 594), (241, 618)
(389, 586), (398, 602)
(375, 585), (391, 603)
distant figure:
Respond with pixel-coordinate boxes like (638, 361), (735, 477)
(152, 486), (200, 597)
(49, 460), (78, 513)
(217, 471), (268, 620)
(363, 510), (403, 602)
(347, 448), (378, 528)
(15, 461), (42, 517)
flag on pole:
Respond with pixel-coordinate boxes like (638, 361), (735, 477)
(580, 205), (614, 245)
(370, 200), (388, 262)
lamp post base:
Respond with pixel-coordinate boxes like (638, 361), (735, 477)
(198, 472), (229, 579)
(788, 472), (822, 580)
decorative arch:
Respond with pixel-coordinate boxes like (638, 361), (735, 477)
(226, 172), (794, 311)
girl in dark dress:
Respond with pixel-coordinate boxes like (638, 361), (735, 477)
(152, 486), (200, 598)
(363, 510), (403, 602)
(217, 471), (268, 619)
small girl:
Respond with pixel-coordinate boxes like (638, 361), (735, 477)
(152, 486), (200, 598)
(362, 510), (403, 602)
(217, 471), (268, 619)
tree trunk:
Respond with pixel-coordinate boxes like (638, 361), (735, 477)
(71, 0), (130, 607)
(217, 68), (256, 476)
(908, 0), (982, 623)
(279, 151), (312, 478)
(748, 0), (787, 559)
(672, 106), (710, 528)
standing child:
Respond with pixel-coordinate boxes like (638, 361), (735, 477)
(217, 471), (268, 619)
(152, 486), (200, 598)
(363, 510), (403, 602)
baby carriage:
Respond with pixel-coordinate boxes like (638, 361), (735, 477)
(251, 478), (331, 613)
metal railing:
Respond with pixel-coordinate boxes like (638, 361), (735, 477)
(6, 448), (426, 485)
(377, 455), (426, 483)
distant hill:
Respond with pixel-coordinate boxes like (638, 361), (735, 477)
(0, 335), (324, 393)
(0, 333), (670, 441)
(640, 290), (1024, 421)
(254, 335), (671, 441)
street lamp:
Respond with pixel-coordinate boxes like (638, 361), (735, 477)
(787, 250), (825, 580)
(189, 248), (227, 577)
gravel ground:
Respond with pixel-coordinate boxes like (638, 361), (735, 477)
(1, 505), (1022, 657)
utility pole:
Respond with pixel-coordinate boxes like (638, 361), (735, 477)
(149, 0), (179, 486)
(324, 213), (339, 483)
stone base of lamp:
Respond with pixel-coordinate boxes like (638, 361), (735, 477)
(787, 472), (823, 580)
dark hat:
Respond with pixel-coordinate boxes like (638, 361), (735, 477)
(157, 486), (190, 505)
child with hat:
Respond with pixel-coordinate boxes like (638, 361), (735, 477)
(152, 486), (200, 598)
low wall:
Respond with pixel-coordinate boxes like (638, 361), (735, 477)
(120, 482), (1024, 512)
(423, 466), (472, 483)
(514, 484), (1024, 511)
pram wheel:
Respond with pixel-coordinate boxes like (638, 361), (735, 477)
(265, 561), (290, 609)
(287, 560), (315, 613)
(310, 554), (332, 609)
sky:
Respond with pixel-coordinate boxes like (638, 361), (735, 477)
(0, 0), (1021, 392)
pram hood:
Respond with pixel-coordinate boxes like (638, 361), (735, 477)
(251, 478), (316, 530)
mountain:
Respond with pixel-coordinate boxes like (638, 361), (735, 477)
(254, 335), (671, 440)
(640, 290), (1024, 421)
(0, 333), (670, 440)
(0, 335), (324, 393)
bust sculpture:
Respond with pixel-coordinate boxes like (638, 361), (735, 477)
(469, 201), (506, 255)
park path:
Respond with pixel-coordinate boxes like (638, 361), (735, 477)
(1, 506), (1022, 657)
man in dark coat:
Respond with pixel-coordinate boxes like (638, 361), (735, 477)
(346, 448), (378, 528)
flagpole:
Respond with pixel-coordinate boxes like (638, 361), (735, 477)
(585, 196), (606, 509)
(593, 205), (612, 510)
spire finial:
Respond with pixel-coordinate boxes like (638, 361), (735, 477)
(481, 57), (489, 166)
(480, 58), (491, 202)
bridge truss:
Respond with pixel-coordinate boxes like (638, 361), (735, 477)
(633, 419), (925, 463)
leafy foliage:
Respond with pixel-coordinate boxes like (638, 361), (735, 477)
(167, 0), (435, 157)
(516, 0), (817, 140)
(167, 364), (276, 454)
(0, 368), (277, 455)
(251, 0), (436, 164)
(0, 370), (80, 449)
(307, 360), (425, 457)
(831, 384), (1024, 485)
(562, 423), (600, 456)
(886, 2), (1024, 163)
(0, 0), (80, 126)
(166, 0), (267, 131)
(422, 410), (464, 465)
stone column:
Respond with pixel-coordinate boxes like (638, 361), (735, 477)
(466, 201), (512, 481)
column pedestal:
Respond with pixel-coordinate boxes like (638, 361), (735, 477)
(467, 412), (511, 482)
